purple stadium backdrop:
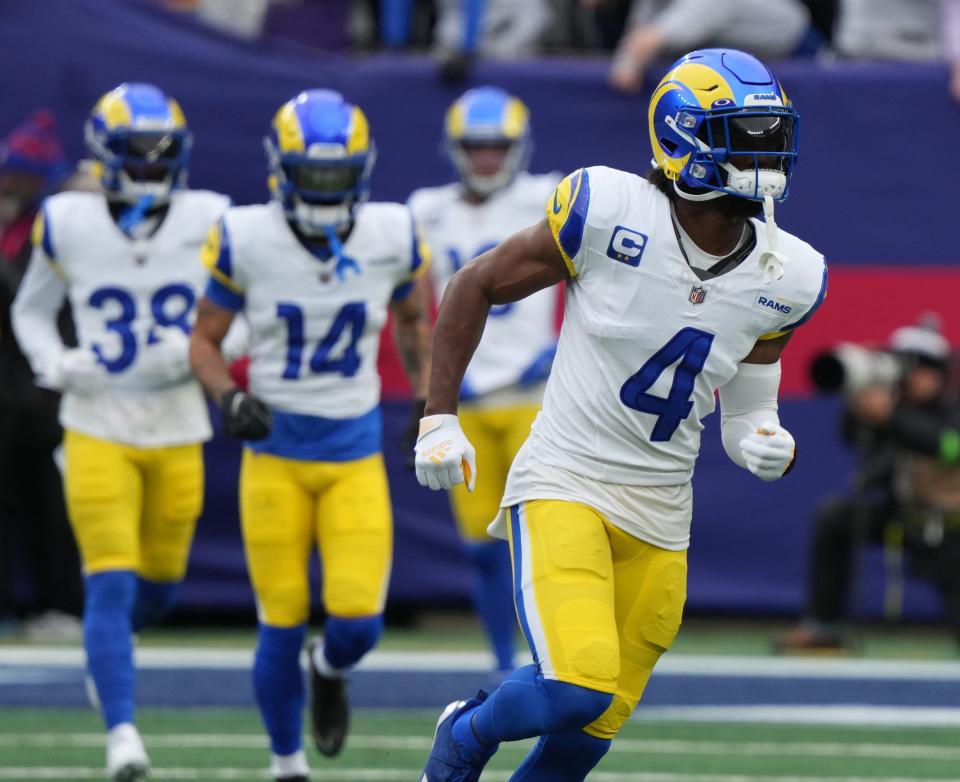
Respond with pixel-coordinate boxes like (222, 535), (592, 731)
(3, 0), (959, 619)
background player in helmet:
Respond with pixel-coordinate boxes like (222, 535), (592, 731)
(413, 49), (828, 782)
(408, 86), (561, 678)
(11, 83), (231, 782)
(189, 90), (432, 782)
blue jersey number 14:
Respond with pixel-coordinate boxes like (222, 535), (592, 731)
(619, 327), (715, 441)
(277, 301), (366, 380)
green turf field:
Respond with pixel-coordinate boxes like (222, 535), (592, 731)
(2, 707), (960, 781)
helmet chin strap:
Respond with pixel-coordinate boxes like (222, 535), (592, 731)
(673, 179), (725, 202)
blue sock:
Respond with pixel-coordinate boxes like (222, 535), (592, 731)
(84, 570), (137, 729)
(465, 541), (516, 672)
(510, 727), (611, 781)
(253, 623), (307, 755)
(453, 664), (612, 753)
(131, 577), (179, 633)
(323, 615), (383, 669)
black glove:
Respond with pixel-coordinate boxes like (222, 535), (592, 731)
(222, 389), (272, 440)
(401, 399), (427, 470)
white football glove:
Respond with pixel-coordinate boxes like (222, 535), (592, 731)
(50, 348), (108, 395)
(414, 414), (476, 492)
(137, 326), (191, 386)
(739, 420), (796, 482)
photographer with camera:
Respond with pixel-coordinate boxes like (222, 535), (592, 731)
(778, 315), (960, 653)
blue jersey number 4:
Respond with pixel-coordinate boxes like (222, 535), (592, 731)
(619, 327), (715, 442)
(277, 301), (366, 380)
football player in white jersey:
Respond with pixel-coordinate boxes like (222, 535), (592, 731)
(408, 87), (561, 677)
(414, 49), (828, 782)
(189, 90), (432, 782)
(11, 83), (230, 781)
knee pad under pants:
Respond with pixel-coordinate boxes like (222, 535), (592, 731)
(240, 449), (392, 627)
(506, 500), (687, 739)
(63, 430), (203, 580)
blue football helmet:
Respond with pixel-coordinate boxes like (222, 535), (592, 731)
(648, 49), (799, 202)
(265, 90), (376, 237)
(84, 83), (192, 203)
(444, 86), (531, 197)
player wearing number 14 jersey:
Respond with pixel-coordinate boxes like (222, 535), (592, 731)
(12, 83), (229, 781)
(414, 49), (827, 781)
(190, 90), (432, 782)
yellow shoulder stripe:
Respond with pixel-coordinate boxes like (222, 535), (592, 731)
(546, 168), (590, 277)
(200, 221), (243, 294)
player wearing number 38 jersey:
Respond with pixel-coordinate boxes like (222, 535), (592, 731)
(190, 90), (432, 782)
(415, 49), (827, 782)
(12, 83), (230, 781)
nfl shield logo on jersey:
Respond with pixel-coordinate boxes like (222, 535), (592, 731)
(689, 285), (707, 305)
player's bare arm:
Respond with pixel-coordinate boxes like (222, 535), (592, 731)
(414, 218), (566, 492)
(425, 218), (568, 416)
(390, 274), (433, 399)
(189, 296), (237, 404)
(190, 295), (271, 440)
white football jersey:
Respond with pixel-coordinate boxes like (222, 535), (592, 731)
(499, 166), (827, 545)
(14, 189), (229, 446)
(409, 172), (561, 398)
(204, 200), (426, 420)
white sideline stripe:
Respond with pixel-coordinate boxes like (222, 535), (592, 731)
(635, 705), (960, 727)
(0, 646), (510, 672)
(2, 770), (960, 782)
(3, 645), (960, 680)
(6, 732), (960, 760)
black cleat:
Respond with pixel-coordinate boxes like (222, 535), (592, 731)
(307, 638), (349, 757)
(276, 777), (308, 782)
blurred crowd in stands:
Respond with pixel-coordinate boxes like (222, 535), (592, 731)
(163, 0), (960, 97)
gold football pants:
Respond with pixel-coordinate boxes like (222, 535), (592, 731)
(239, 449), (393, 627)
(62, 429), (203, 580)
(507, 499), (687, 739)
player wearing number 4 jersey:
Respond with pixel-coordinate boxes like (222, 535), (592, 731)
(190, 90), (432, 782)
(12, 83), (231, 781)
(415, 49), (827, 781)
